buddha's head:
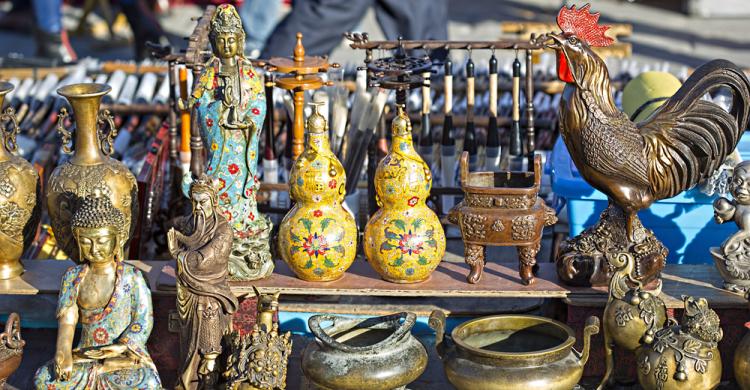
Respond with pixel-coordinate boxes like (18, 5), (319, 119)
(71, 195), (126, 264)
(209, 4), (245, 60)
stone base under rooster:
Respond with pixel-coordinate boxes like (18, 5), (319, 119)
(557, 205), (668, 286)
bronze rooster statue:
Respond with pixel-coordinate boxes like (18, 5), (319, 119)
(539, 4), (750, 286)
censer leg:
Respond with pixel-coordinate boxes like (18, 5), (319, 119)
(465, 243), (485, 284)
(518, 243), (540, 285)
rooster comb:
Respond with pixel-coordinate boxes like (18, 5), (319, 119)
(557, 4), (614, 47)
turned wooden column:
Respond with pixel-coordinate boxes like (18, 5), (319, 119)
(269, 33), (337, 160)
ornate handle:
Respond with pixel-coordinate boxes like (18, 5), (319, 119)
(97, 109), (117, 156)
(56, 108), (73, 154)
(0, 107), (19, 153)
(574, 316), (600, 366)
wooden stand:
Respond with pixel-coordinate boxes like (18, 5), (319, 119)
(269, 33), (336, 160)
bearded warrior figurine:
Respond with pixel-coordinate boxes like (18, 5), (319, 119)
(169, 175), (238, 389)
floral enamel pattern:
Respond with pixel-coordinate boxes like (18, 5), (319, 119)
(278, 106), (357, 281)
(364, 106), (445, 283)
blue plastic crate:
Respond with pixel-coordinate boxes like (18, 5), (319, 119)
(549, 134), (750, 264)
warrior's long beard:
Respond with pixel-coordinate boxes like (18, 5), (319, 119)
(185, 208), (207, 242)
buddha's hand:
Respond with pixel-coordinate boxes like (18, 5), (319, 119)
(54, 351), (73, 381)
(83, 343), (129, 360)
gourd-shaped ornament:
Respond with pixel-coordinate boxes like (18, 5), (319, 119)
(48, 84), (138, 261)
(637, 296), (722, 390)
(364, 105), (446, 283)
(0, 82), (40, 279)
(278, 103), (357, 281)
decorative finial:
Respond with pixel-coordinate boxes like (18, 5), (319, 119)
(556, 4), (613, 47)
(391, 104), (411, 136)
(294, 32), (305, 63)
(307, 101), (327, 134)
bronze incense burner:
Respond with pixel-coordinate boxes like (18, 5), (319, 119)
(429, 310), (599, 390)
(302, 312), (427, 390)
(448, 152), (556, 285)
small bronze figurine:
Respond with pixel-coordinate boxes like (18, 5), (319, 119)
(185, 4), (273, 280)
(599, 253), (667, 390)
(538, 4), (750, 286)
(224, 288), (291, 390)
(637, 296), (722, 390)
(712, 160), (750, 292)
(33, 195), (161, 389)
(448, 151), (557, 285)
(169, 175), (239, 389)
(0, 313), (24, 388)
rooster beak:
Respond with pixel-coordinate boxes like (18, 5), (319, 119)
(535, 33), (563, 50)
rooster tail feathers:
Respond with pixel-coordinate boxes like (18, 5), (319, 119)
(642, 59), (750, 200)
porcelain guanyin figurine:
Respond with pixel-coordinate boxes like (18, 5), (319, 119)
(278, 102), (357, 281)
(184, 4), (273, 280)
(364, 105), (446, 283)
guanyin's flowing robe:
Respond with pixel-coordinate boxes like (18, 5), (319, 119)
(33, 262), (162, 389)
(183, 57), (267, 238)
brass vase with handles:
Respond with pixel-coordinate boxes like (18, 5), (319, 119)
(278, 102), (357, 281)
(0, 82), (40, 279)
(48, 83), (138, 261)
(599, 252), (667, 390)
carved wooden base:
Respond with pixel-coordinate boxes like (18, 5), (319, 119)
(555, 205), (667, 287)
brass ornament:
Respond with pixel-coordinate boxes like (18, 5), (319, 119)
(430, 310), (599, 390)
(169, 175), (239, 389)
(48, 83), (138, 262)
(599, 252), (667, 390)
(225, 289), (291, 390)
(636, 296), (722, 390)
(0, 82), (40, 279)
(734, 293), (750, 390)
(538, 4), (750, 286)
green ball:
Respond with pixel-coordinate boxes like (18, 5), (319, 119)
(622, 71), (682, 122)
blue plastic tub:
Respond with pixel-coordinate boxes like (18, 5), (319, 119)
(549, 134), (750, 265)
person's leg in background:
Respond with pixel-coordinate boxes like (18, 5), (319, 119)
(374, 0), (449, 60)
(239, 0), (282, 58)
(32, 0), (77, 62)
(260, 0), (374, 58)
(120, 0), (167, 61)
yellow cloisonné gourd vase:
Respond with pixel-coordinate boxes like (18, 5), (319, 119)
(278, 103), (357, 281)
(364, 105), (446, 283)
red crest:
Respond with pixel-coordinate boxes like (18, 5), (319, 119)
(557, 4), (614, 47)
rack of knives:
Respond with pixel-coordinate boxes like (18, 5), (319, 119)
(0, 58), (175, 260)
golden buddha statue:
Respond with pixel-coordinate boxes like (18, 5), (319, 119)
(33, 195), (161, 389)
